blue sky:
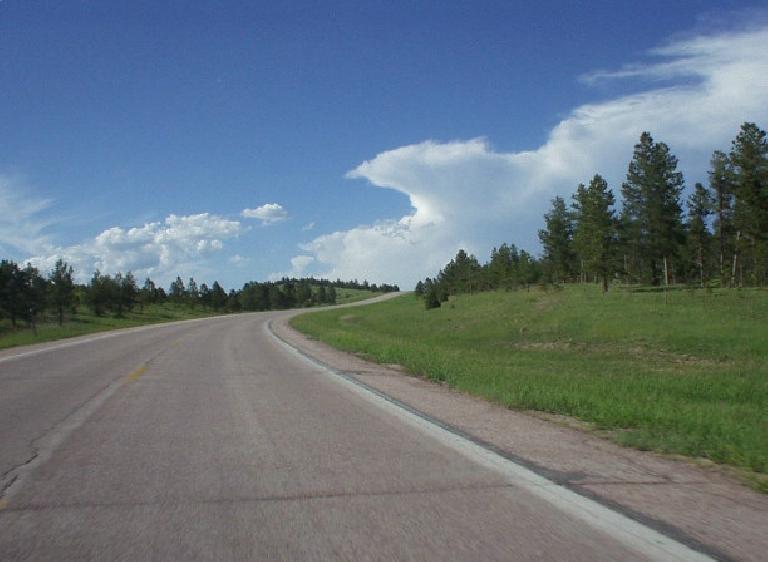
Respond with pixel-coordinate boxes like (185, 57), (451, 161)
(2, 1), (767, 289)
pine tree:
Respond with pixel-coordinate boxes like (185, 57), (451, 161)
(572, 175), (618, 292)
(0, 260), (16, 326)
(686, 183), (713, 286)
(87, 270), (115, 316)
(211, 281), (227, 311)
(488, 243), (520, 290)
(169, 276), (185, 303)
(316, 285), (327, 304)
(708, 150), (735, 285)
(621, 132), (685, 285)
(730, 122), (768, 285)
(439, 249), (482, 295)
(187, 277), (199, 306)
(424, 278), (441, 309)
(199, 283), (211, 308)
(414, 281), (425, 295)
(538, 197), (575, 283)
(49, 259), (74, 326)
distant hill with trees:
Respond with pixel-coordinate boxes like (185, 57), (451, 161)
(0, 257), (398, 338)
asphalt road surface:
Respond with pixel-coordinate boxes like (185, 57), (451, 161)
(0, 312), (710, 561)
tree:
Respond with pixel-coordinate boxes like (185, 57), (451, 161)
(424, 278), (441, 309)
(518, 250), (539, 289)
(22, 264), (47, 332)
(730, 122), (768, 285)
(268, 284), (283, 309)
(414, 281), (425, 296)
(296, 282), (313, 306)
(538, 197), (575, 283)
(439, 249), (482, 295)
(621, 132), (685, 285)
(48, 259), (75, 326)
(141, 277), (158, 309)
(686, 183), (714, 286)
(87, 270), (111, 316)
(316, 285), (328, 304)
(708, 150), (735, 285)
(169, 276), (185, 303)
(211, 281), (227, 311)
(117, 272), (137, 316)
(228, 289), (241, 312)
(199, 283), (211, 308)
(0, 260), (20, 327)
(572, 175), (618, 292)
(488, 243), (520, 290)
(187, 277), (199, 305)
(327, 285), (337, 304)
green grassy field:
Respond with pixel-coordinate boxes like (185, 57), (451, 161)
(291, 286), (768, 491)
(0, 303), (223, 350)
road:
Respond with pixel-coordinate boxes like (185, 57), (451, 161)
(0, 310), (710, 561)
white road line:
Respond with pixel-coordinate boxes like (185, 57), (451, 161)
(267, 320), (712, 562)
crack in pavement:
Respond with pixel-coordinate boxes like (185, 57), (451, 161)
(0, 482), (521, 513)
(0, 344), (175, 503)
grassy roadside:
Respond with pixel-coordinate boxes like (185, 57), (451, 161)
(291, 286), (768, 491)
(0, 303), (224, 350)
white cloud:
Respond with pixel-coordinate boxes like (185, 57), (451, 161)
(241, 203), (288, 225)
(27, 213), (241, 283)
(0, 176), (54, 257)
(290, 255), (315, 276)
(290, 25), (768, 289)
(301, 221), (316, 231)
(268, 254), (318, 281)
(229, 254), (250, 266)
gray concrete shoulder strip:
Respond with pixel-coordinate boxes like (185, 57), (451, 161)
(266, 319), (729, 562)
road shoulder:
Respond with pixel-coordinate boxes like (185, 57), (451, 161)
(273, 313), (768, 562)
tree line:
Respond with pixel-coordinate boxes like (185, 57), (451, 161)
(417, 122), (767, 308)
(0, 258), (399, 332)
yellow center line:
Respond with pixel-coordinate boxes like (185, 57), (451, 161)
(0, 499), (8, 511)
(126, 365), (147, 383)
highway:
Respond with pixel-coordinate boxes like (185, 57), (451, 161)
(0, 311), (709, 560)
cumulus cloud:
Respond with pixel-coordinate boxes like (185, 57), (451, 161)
(290, 25), (768, 289)
(267, 254), (316, 281)
(301, 221), (316, 231)
(290, 255), (315, 275)
(241, 203), (288, 225)
(27, 213), (241, 283)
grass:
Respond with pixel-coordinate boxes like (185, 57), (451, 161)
(332, 288), (386, 304)
(291, 285), (768, 489)
(0, 303), (223, 350)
